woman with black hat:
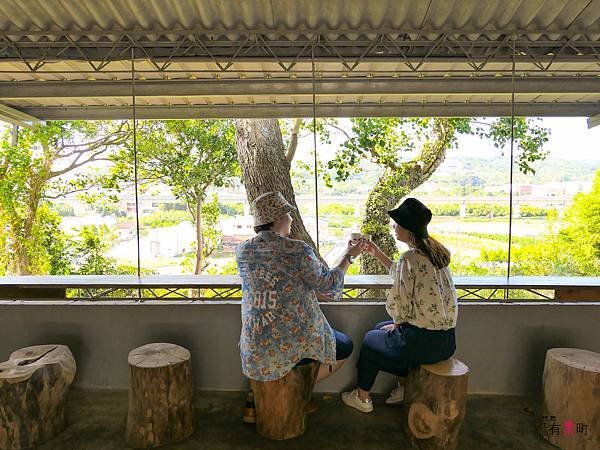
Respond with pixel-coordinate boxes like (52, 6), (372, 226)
(342, 198), (458, 413)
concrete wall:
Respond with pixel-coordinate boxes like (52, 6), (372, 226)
(1, 301), (598, 395)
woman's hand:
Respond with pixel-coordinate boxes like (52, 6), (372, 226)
(360, 239), (394, 271)
(345, 239), (365, 257)
(380, 323), (398, 332)
(362, 239), (381, 257)
(315, 291), (333, 301)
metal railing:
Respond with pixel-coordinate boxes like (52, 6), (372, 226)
(0, 275), (598, 302)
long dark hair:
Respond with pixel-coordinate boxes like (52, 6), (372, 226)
(409, 233), (451, 269)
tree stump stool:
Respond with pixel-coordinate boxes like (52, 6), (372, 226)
(0, 345), (76, 450)
(126, 343), (194, 448)
(403, 357), (469, 450)
(541, 348), (600, 450)
(249, 361), (319, 440)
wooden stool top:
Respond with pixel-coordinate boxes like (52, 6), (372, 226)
(0, 344), (75, 383)
(546, 348), (600, 373)
(421, 357), (469, 377)
(128, 343), (190, 369)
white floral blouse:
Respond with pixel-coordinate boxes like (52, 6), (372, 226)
(386, 248), (458, 330)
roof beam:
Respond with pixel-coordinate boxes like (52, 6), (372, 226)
(588, 113), (600, 128)
(0, 104), (45, 127)
(0, 32), (598, 67)
(1, 77), (599, 99)
(18, 103), (600, 120)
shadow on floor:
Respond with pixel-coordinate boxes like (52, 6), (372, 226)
(36, 390), (555, 449)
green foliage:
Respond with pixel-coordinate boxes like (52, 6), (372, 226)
(70, 224), (137, 275)
(450, 259), (507, 277)
(123, 119), (239, 274)
(326, 117), (549, 186)
(519, 205), (556, 217)
(141, 210), (191, 228)
(324, 118), (412, 186)
(0, 120), (130, 274)
(219, 202), (244, 216)
(381, 202), (554, 219)
(319, 204), (355, 216)
(447, 171), (600, 277)
(206, 258), (239, 276)
(38, 205), (73, 275)
(466, 204), (510, 217)
(134, 119), (239, 203)
(160, 202), (187, 211)
(477, 118), (550, 175)
(201, 195), (221, 262)
(71, 224), (116, 274)
(50, 202), (75, 217)
(180, 194), (222, 273)
(93, 202), (127, 217)
(557, 169), (600, 275)
(451, 235), (578, 277)
(327, 217), (356, 228)
(422, 157), (597, 192)
(0, 215), (7, 276)
(430, 204), (460, 216)
(317, 117), (550, 276)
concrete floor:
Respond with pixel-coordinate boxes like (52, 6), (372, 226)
(36, 390), (556, 450)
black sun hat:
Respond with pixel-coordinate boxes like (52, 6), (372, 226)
(387, 198), (432, 238)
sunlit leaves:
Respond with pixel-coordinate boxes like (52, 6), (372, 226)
(0, 120), (130, 274)
(325, 117), (549, 185)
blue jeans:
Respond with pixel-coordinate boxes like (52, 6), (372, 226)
(356, 321), (456, 391)
(296, 329), (354, 366)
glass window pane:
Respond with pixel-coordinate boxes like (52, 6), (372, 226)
(412, 121), (511, 278)
(508, 117), (600, 278)
(0, 120), (135, 277)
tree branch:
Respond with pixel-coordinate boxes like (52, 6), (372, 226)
(58, 125), (130, 160)
(49, 146), (119, 179)
(286, 118), (303, 163)
(43, 186), (96, 200)
(326, 123), (353, 141)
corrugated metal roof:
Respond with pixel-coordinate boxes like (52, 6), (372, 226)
(0, 0), (598, 119)
(1, 0), (598, 39)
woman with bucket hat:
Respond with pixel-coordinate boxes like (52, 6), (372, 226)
(342, 197), (458, 413)
(236, 191), (364, 420)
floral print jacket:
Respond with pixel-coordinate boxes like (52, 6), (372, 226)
(386, 249), (458, 330)
(236, 231), (344, 381)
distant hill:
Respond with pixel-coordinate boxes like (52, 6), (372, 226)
(296, 157), (599, 196)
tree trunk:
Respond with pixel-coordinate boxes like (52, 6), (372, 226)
(0, 345), (76, 450)
(194, 198), (203, 275)
(541, 348), (600, 450)
(11, 184), (42, 275)
(404, 358), (469, 450)
(126, 343), (194, 448)
(235, 119), (319, 254)
(12, 225), (32, 275)
(250, 361), (319, 440)
(361, 118), (455, 275)
(360, 169), (407, 275)
(14, 247), (31, 275)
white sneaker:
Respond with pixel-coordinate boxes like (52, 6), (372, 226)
(341, 389), (374, 413)
(385, 384), (405, 405)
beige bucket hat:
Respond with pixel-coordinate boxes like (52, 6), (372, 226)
(251, 191), (296, 227)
